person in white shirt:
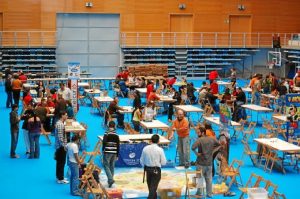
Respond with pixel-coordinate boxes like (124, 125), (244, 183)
(140, 134), (167, 199)
(66, 135), (81, 196)
(57, 83), (72, 101)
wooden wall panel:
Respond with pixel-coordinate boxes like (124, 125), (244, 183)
(3, 12), (41, 30)
(0, 13), (2, 31)
(121, 14), (169, 32)
(194, 14), (224, 32)
(1, 0), (300, 34)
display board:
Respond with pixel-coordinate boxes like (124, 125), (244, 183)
(68, 62), (80, 113)
(286, 94), (300, 139)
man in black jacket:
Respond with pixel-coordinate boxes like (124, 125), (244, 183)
(102, 121), (120, 188)
(10, 104), (20, 158)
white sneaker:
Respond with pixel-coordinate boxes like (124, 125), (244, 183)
(57, 179), (69, 184)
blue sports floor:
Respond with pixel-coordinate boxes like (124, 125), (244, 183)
(0, 80), (299, 199)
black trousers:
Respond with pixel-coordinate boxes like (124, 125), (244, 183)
(12, 89), (21, 106)
(145, 166), (161, 199)
(55, 146), (66, 180)
(116, 112), (124, 126)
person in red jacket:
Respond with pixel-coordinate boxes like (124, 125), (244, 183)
(210, 79), (219, 94)
(209, 70), (219, 84)
(122, 70), (129, 80)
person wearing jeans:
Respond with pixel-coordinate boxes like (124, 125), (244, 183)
(27, 112), (41, 159)
(21, 105), (34, 155)
(66, 135), (81, 196)
(102, 121), (120, 188)
(192, 126), (220, 198)
(5, 74), (13, 108)
(10, 104), (20, 158)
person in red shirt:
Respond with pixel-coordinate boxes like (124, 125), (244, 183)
(50, 89), (57, 102)
(19, 72), (27, 84)
(210, 80), (219, 94)
(146, 81), (154, 99)
(167, 76), (177, 87)
(116, 72), (123, 79)
(147, 89), (160, 102)
(209, 70), (219, 84)
(47, 96), (55, 108)
(23, 90), (33, 106)
(122, 70), (129, 80)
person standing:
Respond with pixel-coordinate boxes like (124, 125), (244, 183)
(209, 70), (220, 84)
(251, 75), (262, 105)
(230, 68), (237, 87)
(5, 74), (13, 108)
(140, 134), (167, 199)
(55, 112), (69, 184)
(21, 104), (34, 155)
(57, 83), (72, 101)
(27, 111), (42, 159)
(169, 109), (190, 166)
(18, 71), (27, 84)
(192, 126), (220, 198)
(66, 135), (81, 196)
(10, 104), (20, 158)
(102, 121), (120, 188)
(11, 74), (23, 106)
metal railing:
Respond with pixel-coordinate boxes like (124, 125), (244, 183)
(0, 31), (56, 47)
(120, 32), (300, 48)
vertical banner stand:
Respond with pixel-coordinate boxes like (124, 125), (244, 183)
(68, 62), (80, 113)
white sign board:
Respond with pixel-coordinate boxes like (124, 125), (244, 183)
(68, 62), (80, 80)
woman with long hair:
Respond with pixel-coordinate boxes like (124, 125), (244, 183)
(27, 111), (42, 159)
